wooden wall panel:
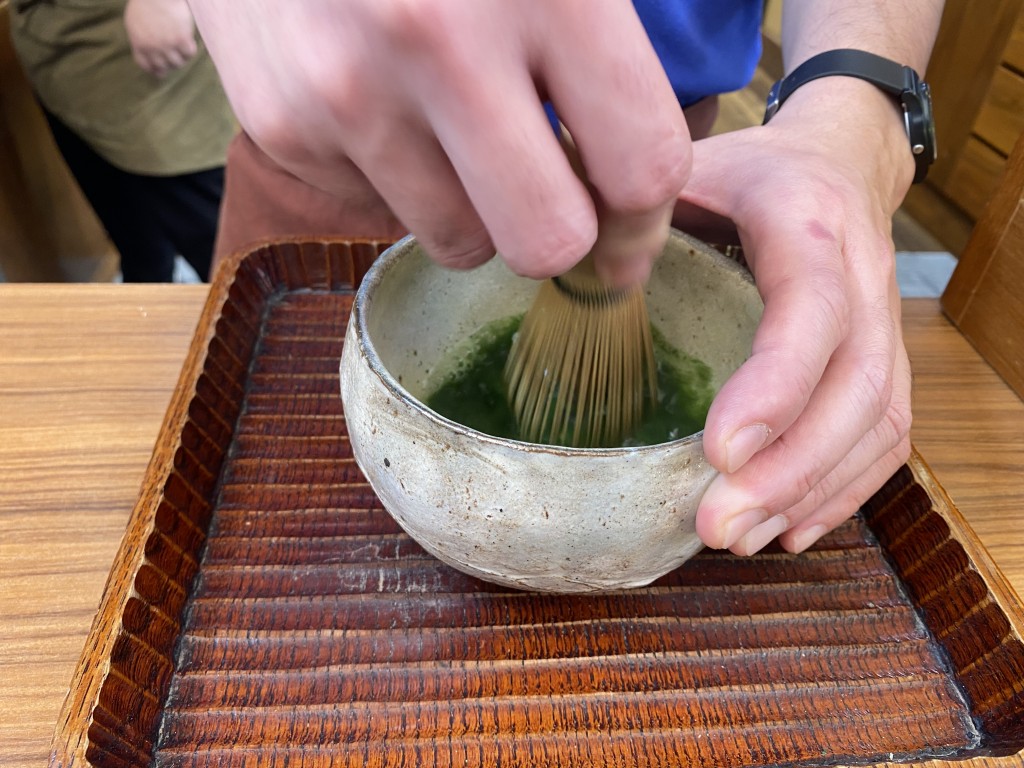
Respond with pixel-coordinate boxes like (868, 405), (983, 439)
(925, 0), (1023, 188)
(945, 136), (1008, 220)
(903, 0), (1024, 256)
(974, 67), (1024, 157)
(943, 129), (1024, 400)
(1003, 9), (1024, 72)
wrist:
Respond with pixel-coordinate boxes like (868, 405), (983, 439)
(762, 48), (937, 194)
(764, 76), (917, 207)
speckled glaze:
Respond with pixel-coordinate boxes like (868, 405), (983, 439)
(339, 231), (763, 593)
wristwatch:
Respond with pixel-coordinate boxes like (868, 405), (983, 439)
(763, 49), (937, 184)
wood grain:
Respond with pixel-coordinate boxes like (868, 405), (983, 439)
(29, 243), (1024, 767)
(150, 282), (989, 767)
(902, 300), (1024, 591)
(898, 0), (1024, 254)
(924, 0), (1023, 188)
(974, 66), (1024, 157)
(2, 277), (1024, 767)
(1005, 7), (1024, 72)
(943, 128), (1024, 400)
(0, 284), (207, 766)
(944, 136), (1007, 220)
(900, 183), (975, 258)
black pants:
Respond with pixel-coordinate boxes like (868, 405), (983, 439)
(42, 108), (224, 283)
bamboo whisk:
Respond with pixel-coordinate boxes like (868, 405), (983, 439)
(504, 256), (657, 447)
(504, 128), (657, 447)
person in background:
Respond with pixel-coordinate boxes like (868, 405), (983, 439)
(9, 0), (235, 282)
(189, 0), (943, 558)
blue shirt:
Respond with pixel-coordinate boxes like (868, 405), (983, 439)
(547, 0), (763, 128)
(635, 0), (763, 106)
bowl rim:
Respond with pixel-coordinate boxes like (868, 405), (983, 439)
(350, 231), (750, 457)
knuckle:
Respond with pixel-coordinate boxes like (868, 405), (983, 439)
(847, 312), (902, 429)
(758, 449), (821, 518)
(807, 262), (851, 342)
(789, 356), (820, 408)
(601, 137), (691, 214)
(787, 468), (819, 511)
(376, 0), (451, 52)
(242, 76), (367, 170)
(233, 91), (307, 159)
(788, 459), (853, 521)
(427, 227), (496, 270)
(499, 212), (597, 280)
(325, 72), (373, 129)
(883, 401), (913, 447)
(864, 223), (897, 262)
(240, 108), (300, 162)
(892, 434), (912, 466)
(850, 357), (895, 423)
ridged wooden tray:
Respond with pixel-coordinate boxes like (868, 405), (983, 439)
(50, 241), (1024, 768)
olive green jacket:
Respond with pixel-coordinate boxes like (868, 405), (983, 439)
(10, 0), (235, 175)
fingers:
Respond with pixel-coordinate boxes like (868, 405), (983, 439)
(379, 0), (688, 282)
(775, 335), (912, 554)
(588, 203), (676, 289)
(133, 44), (193, 77)
(125, 0), (199, 77)
(419, 82), (597, 278)
(345, 116), (497, 271)
(695, 268), (910, 555)
(287, 1), (598, 277)
(397, 26), (597, 278)
(682, 131), (909, 556)
(537, 2), (691, 286)
(702, 217), (851, 475)
(698, 306), (900, 548)
(699, 379), (911, 558)
(193, 1), (686, 282)
(777, 437), (911, 554)
(128, 28), (197, 77)
(728, 409), (912, 557)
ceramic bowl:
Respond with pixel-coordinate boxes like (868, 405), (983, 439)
(339, 230), (763, 592)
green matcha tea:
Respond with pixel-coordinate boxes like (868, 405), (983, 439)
(425, 316), (715, 447)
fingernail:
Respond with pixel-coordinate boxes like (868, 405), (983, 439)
(720, 508), (769, 549)
(787, 524), (829, 554)
(733, 514), (790, 555)
(725, 423), (770, 473)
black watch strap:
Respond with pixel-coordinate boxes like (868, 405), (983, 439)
(763, 48), (936, 183)
(763, 49), (909, 123)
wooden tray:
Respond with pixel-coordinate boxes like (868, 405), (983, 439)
(50, 241), (1024, 768)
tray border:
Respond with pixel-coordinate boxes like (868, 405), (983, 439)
(47, 240), (1024, 768)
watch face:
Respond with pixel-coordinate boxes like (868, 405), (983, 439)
(920, 82), (937, 163)
(902, 77), (937, 182)
(763, 81), (783, 125)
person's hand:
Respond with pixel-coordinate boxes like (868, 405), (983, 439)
(124, 0), (199, 78)
(675, 77), (916, 556)
(187, 0), (691, 287)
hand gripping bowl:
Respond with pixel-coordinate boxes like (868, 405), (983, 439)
(340, 230), (763, 593)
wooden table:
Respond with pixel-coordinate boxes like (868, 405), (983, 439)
(1, 286), (1022, 768)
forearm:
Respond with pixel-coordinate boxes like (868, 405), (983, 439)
(768, 1), (944, 205)
(781, 0), (944, 73)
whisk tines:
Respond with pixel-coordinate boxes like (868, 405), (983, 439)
(504, 256), (657, 448)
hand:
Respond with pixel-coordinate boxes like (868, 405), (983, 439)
(124, 0), (199, 78)
(676, 78), (916, 556)
(188, 0), (691, 287)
